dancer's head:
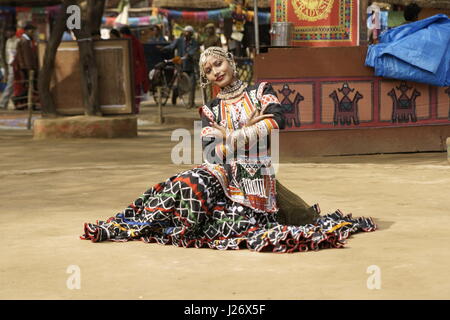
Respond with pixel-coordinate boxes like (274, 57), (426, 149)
(199, 46), (238, 89)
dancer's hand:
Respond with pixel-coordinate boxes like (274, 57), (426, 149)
(210, 121), (227, 140)
(244, 107), (273, 127)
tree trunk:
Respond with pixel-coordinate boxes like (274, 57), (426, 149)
(72, 0), (105, 116)
(73, 27), (101, 116)
(88, 0), (106, 34)
(38, 2), (70, 117)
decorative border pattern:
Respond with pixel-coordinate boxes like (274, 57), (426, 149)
(261, 77), (450, 132)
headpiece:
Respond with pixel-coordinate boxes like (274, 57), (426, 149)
(199, 46), (238, 89)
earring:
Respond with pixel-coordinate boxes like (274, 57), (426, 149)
(200, 77), (210, 88)
(232, 63), (239, 78)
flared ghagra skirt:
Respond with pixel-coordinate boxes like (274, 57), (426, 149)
(81, 167), (376, 253)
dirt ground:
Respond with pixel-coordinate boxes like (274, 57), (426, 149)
(0, 124), (449, 300)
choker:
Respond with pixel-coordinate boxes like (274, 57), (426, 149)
(216, 79), (248, 100)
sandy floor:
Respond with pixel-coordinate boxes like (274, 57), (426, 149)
(0, 124), (449, 300)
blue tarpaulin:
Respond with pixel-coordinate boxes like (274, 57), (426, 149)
(365, 14), (450, 87)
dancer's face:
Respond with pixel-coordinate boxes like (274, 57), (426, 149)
(202, 56), (234, 88)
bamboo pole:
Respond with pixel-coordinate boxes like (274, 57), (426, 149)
(253, 0), (260, 55)
(157, 86), (163, 124)
(27, 70), (35, 130)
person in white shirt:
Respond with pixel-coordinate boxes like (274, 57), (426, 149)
(0, 26), (19, 109)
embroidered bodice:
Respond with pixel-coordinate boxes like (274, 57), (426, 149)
(198, 82), (285, 213)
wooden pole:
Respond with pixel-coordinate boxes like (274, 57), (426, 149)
(253, 0), (260, 55)
(360, 0), (369, 46)
(0, 19), (6, 75)
(201, 86), (207, 105)
(157, 86), (163, 124)
(27, 70), (34, 130)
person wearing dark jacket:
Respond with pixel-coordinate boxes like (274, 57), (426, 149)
(163, 25), (199, 108)
(13, 24), (38, 110)
(15, 24), (38, 72)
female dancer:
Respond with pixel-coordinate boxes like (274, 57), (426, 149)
(81, 47), (376, 253)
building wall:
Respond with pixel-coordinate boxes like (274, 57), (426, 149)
(419, 8), (450, 20)
(280, 124), (450, 157)
(254, 47), (450, 157)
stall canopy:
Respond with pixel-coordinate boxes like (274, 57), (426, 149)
(152, 0), (270, 9)
(0, 0), (61, 5)
(380, 0), (450, 9)
(103, 0), (271, 26)
(106, 0), (147, 9)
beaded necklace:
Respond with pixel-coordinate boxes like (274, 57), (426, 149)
(216, 79), (248, 100)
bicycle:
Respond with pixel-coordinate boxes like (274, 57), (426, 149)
(148, 56), (192, 108)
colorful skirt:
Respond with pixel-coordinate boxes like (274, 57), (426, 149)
(81, 167), (377, 253)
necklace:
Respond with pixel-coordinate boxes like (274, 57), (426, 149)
(216, 79), (248, 100)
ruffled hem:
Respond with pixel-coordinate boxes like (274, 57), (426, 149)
(81, 206), (377, 254)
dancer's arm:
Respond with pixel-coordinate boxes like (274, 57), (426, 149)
(199, 104), (228, 164)
(227, 82), (285, 149)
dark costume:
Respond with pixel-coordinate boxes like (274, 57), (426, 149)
(12, 34), (38, 109)
(81, 82), (376, 252)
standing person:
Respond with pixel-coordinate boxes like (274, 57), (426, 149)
(0, 26), (19, 109)
(201, 23), (222, 49)
(147, 25), (165, 43)
(119, 26), (149, 114)
(14, 24), (38, 110)
(16, 24), (38, 73)
(81, 47), (377, 252)
(163, 25), (199, 108)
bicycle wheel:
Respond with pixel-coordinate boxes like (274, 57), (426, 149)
(152, 71), (171, 106)
(155, 87), (170, 106)
(177, 72), (192, 100)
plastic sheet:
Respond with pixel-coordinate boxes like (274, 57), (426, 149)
(365, 14), (450, 87)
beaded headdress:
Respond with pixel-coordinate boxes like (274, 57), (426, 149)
(199, 46), (238, 88)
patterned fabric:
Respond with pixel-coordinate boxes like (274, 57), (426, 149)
(81, 167), (377, 252)
(199, 82), (283, 213)
(272, 0), (359, 47)
(82, 81), (377, 253)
